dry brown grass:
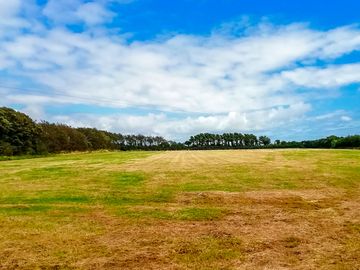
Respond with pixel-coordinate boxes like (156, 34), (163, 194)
(0, 150), (359, 269)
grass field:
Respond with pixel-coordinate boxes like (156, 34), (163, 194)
(0, 149), (359, 269)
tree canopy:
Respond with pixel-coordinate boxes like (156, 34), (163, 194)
(0, 107), (41, 155)
(0, 107), (359, 156)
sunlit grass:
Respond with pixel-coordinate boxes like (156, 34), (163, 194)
(0, 149), (359, 269)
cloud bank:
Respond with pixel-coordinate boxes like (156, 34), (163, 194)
(0, 1), (359, 140)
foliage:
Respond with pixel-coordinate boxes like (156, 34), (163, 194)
(185, 133), (267, 149)
(0, 107), (41, 155)
(1, 106), (359, 156)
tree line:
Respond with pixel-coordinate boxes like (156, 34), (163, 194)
(0, 107), (359, 156)
(0, 107), (183, 155)
(185, 133), (271, 148)
(184, 133), (360, 149)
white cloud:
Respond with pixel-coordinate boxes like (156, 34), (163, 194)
(318, 26), (360, 58)
(281, 64), (360, 88)
(3, 24), (359, 113)
(43, 0), (115, 26)
(0, 0), (21, 17)
(43, 0), (81, 24)
(341, 116), (352, 122)
(0, 0), (28, 30)
(76, 2), (115, 25)
(42, 102), (310, 140)
(0, 2), (360, 139)
(314, 111), (347, 121)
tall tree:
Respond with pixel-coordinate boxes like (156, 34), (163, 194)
(0, 107), (41, 155)
(259, 136), (271, 146)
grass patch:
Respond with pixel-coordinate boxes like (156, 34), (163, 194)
(175, 207), (225, 221)
(175, 235), (244, 268)
(14, 166), (79, 181)
(0, 195), (92, 205)
(116, 207), (173, 219)
(148, 188), (175, 203)
(344, 221), (360, 234)
(112, 172), (145, 188)
(0, 205), (52, 215)
(282, 236), (302, 248)
(115, 206), (225, 221)
(27, 195), (92, 204)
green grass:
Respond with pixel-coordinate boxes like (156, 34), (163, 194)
(0, 149), (359, 269)
(1, 149), (359, 212)
(112, 172), (145, 188)
(176, 207), (225, 220)
(115, 206), (225, 221)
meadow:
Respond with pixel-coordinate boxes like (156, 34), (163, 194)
(0, 149), (359, 269)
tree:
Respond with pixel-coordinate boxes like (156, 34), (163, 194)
(0, 107), (41, 155)
(77, 128), (112, 150)
(259, 136), (271, 146)
(40, 123), (89, 153)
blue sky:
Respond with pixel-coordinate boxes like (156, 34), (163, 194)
(0, 0), (360, 141)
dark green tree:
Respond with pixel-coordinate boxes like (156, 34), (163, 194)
(0, 107), (41, 155)
(259, 135), (271, 146)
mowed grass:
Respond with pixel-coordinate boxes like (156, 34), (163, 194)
(0, 150), (359, 269)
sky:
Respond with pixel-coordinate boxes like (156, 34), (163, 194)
(0, 0), (360, 141)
